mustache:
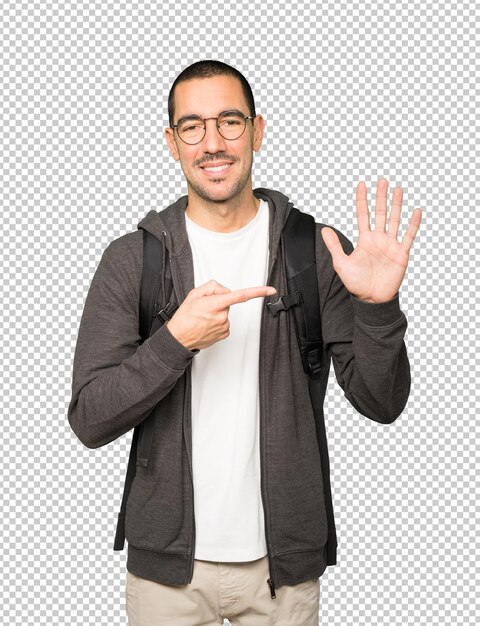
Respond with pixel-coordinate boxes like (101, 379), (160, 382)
(197, 157), (236, 166)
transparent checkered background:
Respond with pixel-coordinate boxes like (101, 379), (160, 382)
(1, 0), (478, 624)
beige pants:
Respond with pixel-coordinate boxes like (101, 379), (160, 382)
(125, 554), (320, 625)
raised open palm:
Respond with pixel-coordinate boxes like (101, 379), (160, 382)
(321, 178), (422, 303)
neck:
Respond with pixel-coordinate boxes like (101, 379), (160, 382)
(185, 190), (260, 233)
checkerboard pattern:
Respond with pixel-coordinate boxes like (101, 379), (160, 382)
(1, 0), (477, 624)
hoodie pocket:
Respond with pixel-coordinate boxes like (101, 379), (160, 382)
(125, 470), (191, 555)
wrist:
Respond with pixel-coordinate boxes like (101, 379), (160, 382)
(166, 320), (194, 351)
(351, 293), (397, 304)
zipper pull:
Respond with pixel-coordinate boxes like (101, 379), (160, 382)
(267, 578), (276, 599)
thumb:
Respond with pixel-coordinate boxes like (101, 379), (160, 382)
(195, 279), (232, 298)
(321, 227), (344, 263)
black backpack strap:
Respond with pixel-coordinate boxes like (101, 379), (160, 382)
(113, 425), (140, 551)
(283, 208), (324, 378)
(267, 207), (337, 566)
(114, 227), (177, 551)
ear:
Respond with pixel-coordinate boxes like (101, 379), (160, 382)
(252, 115), (265, 153)
(165, 127), (181, 161)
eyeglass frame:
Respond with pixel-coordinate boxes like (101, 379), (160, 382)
(170, 110), (256, 145)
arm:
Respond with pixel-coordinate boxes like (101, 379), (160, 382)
(67, 236), (198, 449)
(317, 224), (411, 424)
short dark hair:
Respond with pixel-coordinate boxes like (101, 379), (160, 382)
(168, 59), (256, 128)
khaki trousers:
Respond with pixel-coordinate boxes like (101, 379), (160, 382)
(125, 554), (320, 625)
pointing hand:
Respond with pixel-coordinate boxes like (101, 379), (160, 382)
(166, 279), (277, 351)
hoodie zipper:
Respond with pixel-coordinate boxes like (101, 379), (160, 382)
(186, 365), (196, 584)
(167, 251), (196, 584)
(260, 249), (278, 600)
(166, 220), (279, 593)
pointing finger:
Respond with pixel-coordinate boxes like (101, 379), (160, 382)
(214, 286), (277, 309)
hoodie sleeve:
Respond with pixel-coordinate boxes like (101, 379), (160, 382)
(317, 224), (411, 424)
(67, 236), (198, 449)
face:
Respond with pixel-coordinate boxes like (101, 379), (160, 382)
(165, 75), (265, 204)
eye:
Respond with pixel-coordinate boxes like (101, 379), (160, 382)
(219, 114), (243, 127)
(179, 120), (204, 135)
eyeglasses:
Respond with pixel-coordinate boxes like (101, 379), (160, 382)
(171, 111), (255, 145)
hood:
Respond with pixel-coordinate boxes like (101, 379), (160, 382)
(137, 187), (294, 269)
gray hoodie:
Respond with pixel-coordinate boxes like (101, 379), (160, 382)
(67, 187), (411, 592)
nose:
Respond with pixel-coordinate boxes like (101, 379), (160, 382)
(201, 118), (227, 152)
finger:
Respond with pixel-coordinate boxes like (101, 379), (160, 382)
(356, 181), (371, 233)
(215, 286), (278, 309)
(321, 227), (346, 263)
(400, 208), (422, 253)
(387, 186), (403, 241)
(374, 177), (388, 233)
(195, 279), (232, 297)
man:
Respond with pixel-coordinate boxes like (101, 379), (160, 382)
(68, 59), (422, 625)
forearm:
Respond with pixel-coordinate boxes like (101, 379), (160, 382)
(68, 321), (197, 449)
(330, 293), (411, 424)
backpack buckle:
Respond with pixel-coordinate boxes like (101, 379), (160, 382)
(266, 291), (302, 317)
(154, 300), (178, 322)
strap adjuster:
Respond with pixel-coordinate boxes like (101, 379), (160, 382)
(306, 348), (323, 379)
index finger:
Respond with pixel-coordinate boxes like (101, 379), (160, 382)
(356, 181), (371, 233)
(214, 286), (277, 309)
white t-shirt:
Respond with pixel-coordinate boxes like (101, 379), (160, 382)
(185, 198), (270, 561)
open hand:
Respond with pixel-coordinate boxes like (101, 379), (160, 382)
(321, 178), (422, 303)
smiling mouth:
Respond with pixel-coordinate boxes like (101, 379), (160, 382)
(201, 162), (233, 175)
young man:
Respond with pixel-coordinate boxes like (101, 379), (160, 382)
(68, 59), (421, 625)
